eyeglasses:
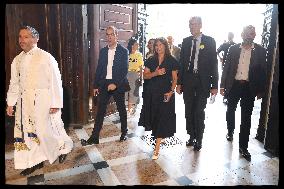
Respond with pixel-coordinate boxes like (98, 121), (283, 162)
(106, 33), (115, 37)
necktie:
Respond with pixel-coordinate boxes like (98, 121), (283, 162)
(188, 39), (197, 72)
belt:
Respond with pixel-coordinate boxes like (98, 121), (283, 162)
(236, 80), (248, 84)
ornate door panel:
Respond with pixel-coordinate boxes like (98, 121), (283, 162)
(88, 4), (137, 118)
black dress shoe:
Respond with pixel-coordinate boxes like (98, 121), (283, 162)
(59, 154), (67, 163)
(119, 133), (128, 142)
(226, 133), (233, 141)
(20, 162), (43, 176)
(239, 148), (251, 161)
(81, 136), (99, 146)
(193, 142), (202, 151)
(186, 139), (195, 146)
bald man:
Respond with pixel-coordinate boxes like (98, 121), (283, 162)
(220, 25), (267, 161)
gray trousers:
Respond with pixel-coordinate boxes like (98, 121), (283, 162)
(126, 71), (140, 105)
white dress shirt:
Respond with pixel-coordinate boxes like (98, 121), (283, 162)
(106, 44), (117, 79)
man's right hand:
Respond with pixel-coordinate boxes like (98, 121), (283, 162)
(107, 84), (117, 91)
(6, 106), (14, 116)
(176, 85), (183, 94)
(93, 89), (99, 96)
(220, 88), (225, 96)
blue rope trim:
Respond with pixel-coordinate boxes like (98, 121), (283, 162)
(14, 138), (23, 142)
(28, 133), (37, 138)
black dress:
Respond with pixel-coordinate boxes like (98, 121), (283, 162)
(138, 55), (179, 138)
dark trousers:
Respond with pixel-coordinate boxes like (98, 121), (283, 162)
(92, 81), (128, 138)
(184, 73), (208, 144)
(226, 80), (255, 150)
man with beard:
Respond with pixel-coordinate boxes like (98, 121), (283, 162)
(220, 25), (267, 161)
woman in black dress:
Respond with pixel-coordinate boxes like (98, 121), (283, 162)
(138, 37), (179, 160)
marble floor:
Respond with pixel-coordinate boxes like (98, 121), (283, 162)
(5, 92), (279, 185)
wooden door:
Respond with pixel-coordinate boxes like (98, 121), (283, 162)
(88, 4), (137, 118)
(5, 4), (89, 140)
(5, 4), (49, 143)
(5, 4), (138, 143)
(59, 4), (89, 128)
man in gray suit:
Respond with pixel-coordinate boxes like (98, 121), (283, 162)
(176, 16), (218, 151)
(167, 35), (181, 61)
(220, 25), (267, 161)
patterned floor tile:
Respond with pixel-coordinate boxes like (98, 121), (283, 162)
(27, 174), (44, 185)
(44, 169), (104, 185)
(85, 124), (121, 139)
(66, 127), (80, 143)
(111, 159), (170, 185)
(5, 159), (26, 181)
(245, 158), (279, 185)
(5, 93), (279, 185)
(42, 147), (92, 173)
(5, 177), (27, 185)
(93, 161), (109, 170)
(95, 139), (143, 160)
(175, 175), (193, 186)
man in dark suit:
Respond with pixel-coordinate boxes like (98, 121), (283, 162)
(167, 35), (181, 61)
(217, 32), (236, 105)
(176, 16), (218, 151)
(81, 26), (129, 146)
(217, 32), (236, 70)
(220, 25), (267, 161)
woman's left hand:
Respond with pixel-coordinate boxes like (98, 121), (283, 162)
(163, 91), (174, 102)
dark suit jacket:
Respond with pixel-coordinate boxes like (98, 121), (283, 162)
(178, 34), (218, 100)
(220, 43), (267, 97)
(172, 45), (181, 61)
(217, 41), (236, 63)
(93, 44), (129, 93)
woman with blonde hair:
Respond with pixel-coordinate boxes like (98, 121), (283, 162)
(126, 37), (144, 114)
